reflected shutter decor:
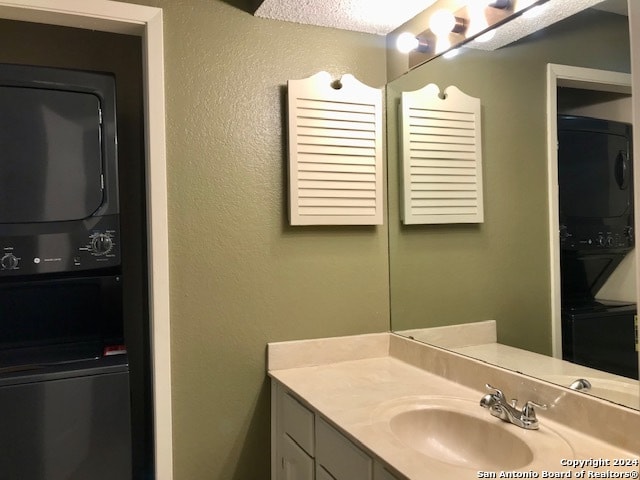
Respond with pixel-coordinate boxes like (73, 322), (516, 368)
(400, 84), (484, 224)
(287, 71), (383, 225)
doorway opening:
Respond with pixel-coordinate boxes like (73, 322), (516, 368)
(547, 64), (638, 380)
(0, 2), (172, 479)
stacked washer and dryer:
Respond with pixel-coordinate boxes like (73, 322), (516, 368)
(558, 114), (639, 380)
(0, 64), (131, 479)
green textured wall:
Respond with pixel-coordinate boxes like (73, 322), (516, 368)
(131, 0), (390, 478)
(387, 10), (630, 355)
(0, 2), (388, 478)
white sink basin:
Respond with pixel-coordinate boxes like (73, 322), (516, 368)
(373, 396), (574, 471)
(389, 407), (533, 470)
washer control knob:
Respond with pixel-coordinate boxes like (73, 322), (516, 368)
(90, 234), (113, 255)
(1, 253), (19, 270)
(559, 225), (569, 241)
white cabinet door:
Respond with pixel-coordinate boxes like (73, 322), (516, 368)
(281, 390), (314, 456)
(280, 435), (314, 480)
(273, 382), (316, 480)
(315, 417), (372, 480)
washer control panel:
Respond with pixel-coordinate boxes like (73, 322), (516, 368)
(0, 215), (120, 276)
(560, 223), (634, 251)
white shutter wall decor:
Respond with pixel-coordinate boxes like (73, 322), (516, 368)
(400, 84), (484, 225)
(287, 71), (383, 225)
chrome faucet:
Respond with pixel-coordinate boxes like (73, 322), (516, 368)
(480, 384), (547, 430)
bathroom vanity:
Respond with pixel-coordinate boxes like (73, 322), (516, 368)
(268, 333), (639, 480)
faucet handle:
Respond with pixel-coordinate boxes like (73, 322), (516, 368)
(521, 400), (547, 429)
(485, 384), (518, 405)
(485, 384), (505, 399)
(522, 400), (547, 420)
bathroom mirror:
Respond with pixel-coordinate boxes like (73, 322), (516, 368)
(387, 0), (639, 410)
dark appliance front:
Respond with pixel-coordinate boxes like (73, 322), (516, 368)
(558, 114), (633, 253)
(0, 358), (131, 480)
(0, 274), (125, 367)
(0, 64), (131, 479)
(561, 300), (637, 379)
(557, 114), (638, 379)
(0, 63), (120, 276)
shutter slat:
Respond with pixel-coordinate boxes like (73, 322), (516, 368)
(409, 134), (476, 145)
(298, 163), (376, 174)
(411, 190), (477, 199)
(297, 153), (375, 166)
(298, 171), (376, 182)
(297, 126), (376, 140)
(297, 136), (376, 148)
(409, 109), (475, 122)
(298, 206), (377, 216)
(298, 189), (376, 199)
(409, 142), (476, 152)
(296, 98), (376, 114)
(298, 197), (377, 207)
(297, 144), (376, 157)
(298, 180), (376, 191)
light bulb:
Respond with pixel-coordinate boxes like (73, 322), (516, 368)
(466, 1), (488, 37)
(429, 9), (456, 37)
(396, 32), (419, 53)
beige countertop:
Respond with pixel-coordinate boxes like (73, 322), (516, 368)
(268, 333), (639, 480)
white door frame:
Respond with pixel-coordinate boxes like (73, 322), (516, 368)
(628, 0), (640, 392)
(546, 63), (632, 359)
(0, 1), (173, 478)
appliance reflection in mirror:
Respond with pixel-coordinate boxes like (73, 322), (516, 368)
(287, 71), (383, 226)
(393, 322), (640, 409)
(399, 84), (483, 224)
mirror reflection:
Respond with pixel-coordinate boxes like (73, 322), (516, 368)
(387, 0), (639, 410)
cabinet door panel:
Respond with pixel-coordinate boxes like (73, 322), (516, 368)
(315, 417), (372, 480)
(316, 465), (337, 480)
(280, 435), (314, 480)
(373, 461), (403, 480)
(282, 392), (314, 456)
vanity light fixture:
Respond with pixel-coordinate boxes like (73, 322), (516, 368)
(396, 0), (549, 67)
(396, 32), (430, 54)
(428, 8), (467, 54)
(467, 1), (491, 39)
(396, 0), (515, 56)
(486, 0), (512, 9)
(428, 9), (466, 36)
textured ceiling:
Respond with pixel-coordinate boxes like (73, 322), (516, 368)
(254, 0), (626, 37)
(254, 0), (439, 36)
